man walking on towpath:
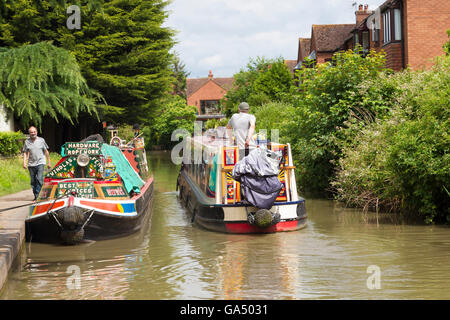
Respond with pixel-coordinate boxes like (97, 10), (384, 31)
(227, 102), (256, 159)
(22, 126), (51, 201)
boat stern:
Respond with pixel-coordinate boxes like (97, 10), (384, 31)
(221, 201), (307, 233)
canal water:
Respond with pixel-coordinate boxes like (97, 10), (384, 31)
(1, 151), (449, 300)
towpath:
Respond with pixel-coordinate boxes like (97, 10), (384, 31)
(0, 189), (33, 291)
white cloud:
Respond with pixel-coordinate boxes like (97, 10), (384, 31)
(165, 0), (387, 78)
(199, 54), (225, 68)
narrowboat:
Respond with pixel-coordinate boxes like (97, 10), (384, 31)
(26, 130), (153, 244)
(176, 132), (307, 233)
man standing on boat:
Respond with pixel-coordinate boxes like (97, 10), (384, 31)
(226, 102), (256, 159)
(22, 126), (51, 201)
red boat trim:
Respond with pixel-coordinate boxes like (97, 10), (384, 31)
(32, 200), (66, 215)
(131, 177), (153, 200)
(44, 179), (126, 185)
(79, 199), (122, 213)
(94, 180), (124, 185)
(54, 157), (66, 167)
(225, 220), (300, 233)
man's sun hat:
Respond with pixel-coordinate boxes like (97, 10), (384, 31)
(238, 102), (250, 111)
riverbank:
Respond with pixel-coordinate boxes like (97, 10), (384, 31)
(0, 189), (33, 292)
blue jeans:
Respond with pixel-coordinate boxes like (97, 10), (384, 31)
(28, 164), (44, 199)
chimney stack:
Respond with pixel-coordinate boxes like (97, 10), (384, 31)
(355, 4), (372, 25)
(208, 70), (213, 79)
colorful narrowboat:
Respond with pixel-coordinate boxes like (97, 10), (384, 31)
(26, 132), (153, 244)
(176, 134), (307, 233)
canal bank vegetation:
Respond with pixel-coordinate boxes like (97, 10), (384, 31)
(222, 45), (449, 224)
(0, 131), (25, 157)
(142, 96), (197, 149)
(0, 153), (62, 197)
(333, 55), (449, 224)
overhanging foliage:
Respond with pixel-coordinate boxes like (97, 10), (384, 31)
(0, 0), (176, 124)
(0, 42), (101, 127)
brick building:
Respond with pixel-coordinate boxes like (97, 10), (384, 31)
(284, 59), (298, 76)
(297, 38), (311, 66)
(310, 24), (356, 64)
(379, 0), (450, 70)
(296, 0), (450, 71)
(186, 70), (234, 116)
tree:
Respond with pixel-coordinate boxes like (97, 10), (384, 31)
(0, 42), (100, 127)
(222, 57), (294, 116)
(144, 95), (197, 148)
(170, 52), (190, 99)
(0, 0), (176, 124)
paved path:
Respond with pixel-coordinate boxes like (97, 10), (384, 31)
(0, 189), (33, 292)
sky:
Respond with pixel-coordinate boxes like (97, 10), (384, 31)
(164, 0), (386, 78)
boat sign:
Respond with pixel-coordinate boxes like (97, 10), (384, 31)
(47, 157), (77, 179)
(62, 142), (102, 157)
(56, 181), (94, 198)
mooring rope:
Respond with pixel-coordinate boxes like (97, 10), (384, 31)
(0, 202), (33, 213)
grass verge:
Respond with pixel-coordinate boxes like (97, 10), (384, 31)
(0, 153), (61, 197)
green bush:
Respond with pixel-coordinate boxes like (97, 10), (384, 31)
(443, 30), (450, 55)
(116, 124), (136, 143)
(144, 96), (197, 149)
(204, 118), (229, 130)
(290, 48), (388, 195)
(0, 131), (24, 156)
(333, 55), (450, 223)
(251, 101), (297, 144)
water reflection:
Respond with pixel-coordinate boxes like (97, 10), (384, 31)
(1, 151), (449, 300)
(2, 198), (154, 300)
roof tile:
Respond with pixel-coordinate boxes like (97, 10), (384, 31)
(312, 24), (355, 52)
(186, 77), (235, 97)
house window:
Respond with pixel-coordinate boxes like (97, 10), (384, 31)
(362, 31), (369, 51)
(383, 8), (402, 45)
(354, 32), (359, 48)
(372, 19), (380, 43)
(383, 11), (391, 44)
(394, 9), (402, 41)
(200, 100), (220, 115)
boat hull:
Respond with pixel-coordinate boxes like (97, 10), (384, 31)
(25, 178), (154, 244)
(177, 171), (307, 234)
